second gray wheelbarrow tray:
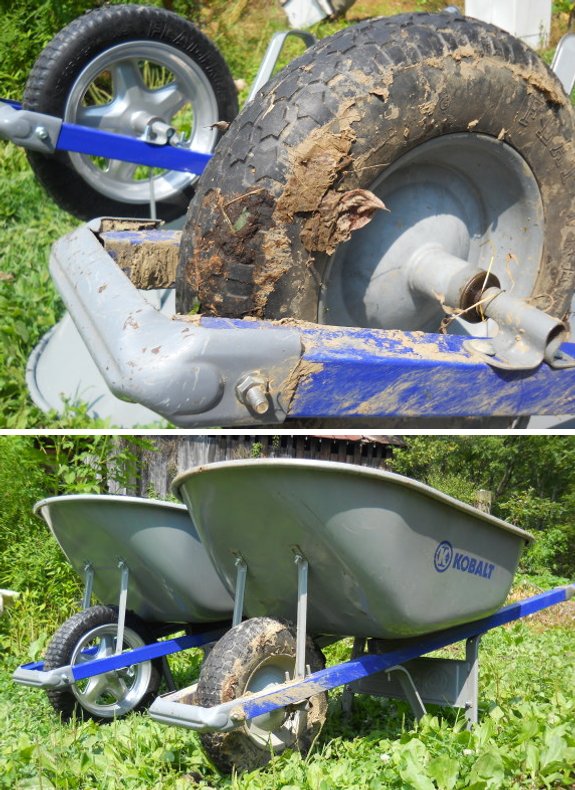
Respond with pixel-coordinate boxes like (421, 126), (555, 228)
(12, 494), (234, 722)
(147, 459), (575, 774)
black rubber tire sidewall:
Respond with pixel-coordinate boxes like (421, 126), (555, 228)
(176, 12), (575, 321)
(196, 617), (327, 774)
(43, 604), (161, 723)
(22, 4), (238, 221)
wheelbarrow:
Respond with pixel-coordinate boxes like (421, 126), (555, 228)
(20, 11), (575, 427)
(12, 494), (234, 722)
(146, 459), (575, 773)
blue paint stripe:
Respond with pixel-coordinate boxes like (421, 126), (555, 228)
(293, 327), (575, 417)
(240, 585), (573, 719)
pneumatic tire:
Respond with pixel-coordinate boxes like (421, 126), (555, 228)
(176, 12), (575, 332)
(196, 617), (327, 774)
(23, 4), (238, 221)
(44, 605), (161, 723)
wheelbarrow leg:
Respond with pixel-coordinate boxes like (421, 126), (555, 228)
(161, 656), (177, 692)
(342, 638), (366, 716)
(464, 635), (481, 728)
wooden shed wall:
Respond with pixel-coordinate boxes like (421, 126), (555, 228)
(111, 435), (398, 498)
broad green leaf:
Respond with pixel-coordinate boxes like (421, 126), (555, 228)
(428, 754), (459, 790)
(469, 748), (505, 788)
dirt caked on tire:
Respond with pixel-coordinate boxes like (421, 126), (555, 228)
(44, 604), (161, 723)
(176, 12), (575, 340)
(23, 4), (238, 221)
(195, 617), (328, 774)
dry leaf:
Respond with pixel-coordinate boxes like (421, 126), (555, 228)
(301, 188), (388, 254)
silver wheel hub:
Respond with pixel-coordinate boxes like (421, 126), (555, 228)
(244, 656), (301, 749)
(70, 623), (152, 718)
(64, 41), (220, 204)
(319, 134), (544, 336)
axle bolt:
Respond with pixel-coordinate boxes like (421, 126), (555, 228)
(235, 374), (270, 415)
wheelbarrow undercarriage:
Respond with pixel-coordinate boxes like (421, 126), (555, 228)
(47, 218), (575, 426)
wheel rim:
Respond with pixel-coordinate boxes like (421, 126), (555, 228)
(69, 623), (152, 718)
(64, 41), (220, 205)
(243, 655), (302, 750)
(318, 133), (544, 335)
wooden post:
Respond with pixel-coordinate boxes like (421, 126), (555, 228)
(475, 489), (493, 513)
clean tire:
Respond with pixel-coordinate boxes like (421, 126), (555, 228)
(196, 617), (327, 773)
(43, 605), (161, 722)
(23, 4), (238, 221)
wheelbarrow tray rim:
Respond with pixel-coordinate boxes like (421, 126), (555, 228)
(172, 458), (534, 544)
(34, 492), (187, 515)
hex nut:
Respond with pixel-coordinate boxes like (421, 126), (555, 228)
(235, 375), (270, 415)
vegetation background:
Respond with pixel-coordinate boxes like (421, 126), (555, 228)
(0, 433), (574, 787)
(0, 0), (574, 426)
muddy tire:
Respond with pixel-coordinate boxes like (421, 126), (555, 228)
(44, 605), (161, 723)
(23, 4), (238, 221)
(196, 617), (327, 774)
(176, 12), (575, 332)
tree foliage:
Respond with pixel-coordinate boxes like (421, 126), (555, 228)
(390, 436), (575, 576)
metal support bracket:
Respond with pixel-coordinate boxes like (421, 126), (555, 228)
(463, 288), (575, 372)
(115, 561), (129, 656)
(409, 245), (575, 372)
(232, 556), (247, 628)
(49, 220), (303, 426)
(552, 33), (575, 95)
(81, 563), (94, 610)
(294, 552), (309, 681)
(351, 635), (481, 726)
(384, 665), (427, 720)
(247, 30), (316, 102)
(464, 635), (480, 727)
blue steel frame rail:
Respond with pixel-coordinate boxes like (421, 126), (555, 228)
(201, 318), (575, 420)
(13, 627), (227, 689)
(2, 100), (212, 174)
(47, 222), (575, 424)
(148, 585), (574, 732)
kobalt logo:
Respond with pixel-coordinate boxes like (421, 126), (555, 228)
(434, 541), (453, 572)
(433, 540), (495, 580)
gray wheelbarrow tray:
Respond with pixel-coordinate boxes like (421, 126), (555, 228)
(173, 459), (533, 639)
(34, 494), (234, 624)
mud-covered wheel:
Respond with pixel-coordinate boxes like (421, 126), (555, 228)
(196, 617), (327, 774)
(23, 4), (238, 221)
(176, 12), (575, 335)
(44, 605), (161, 722)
